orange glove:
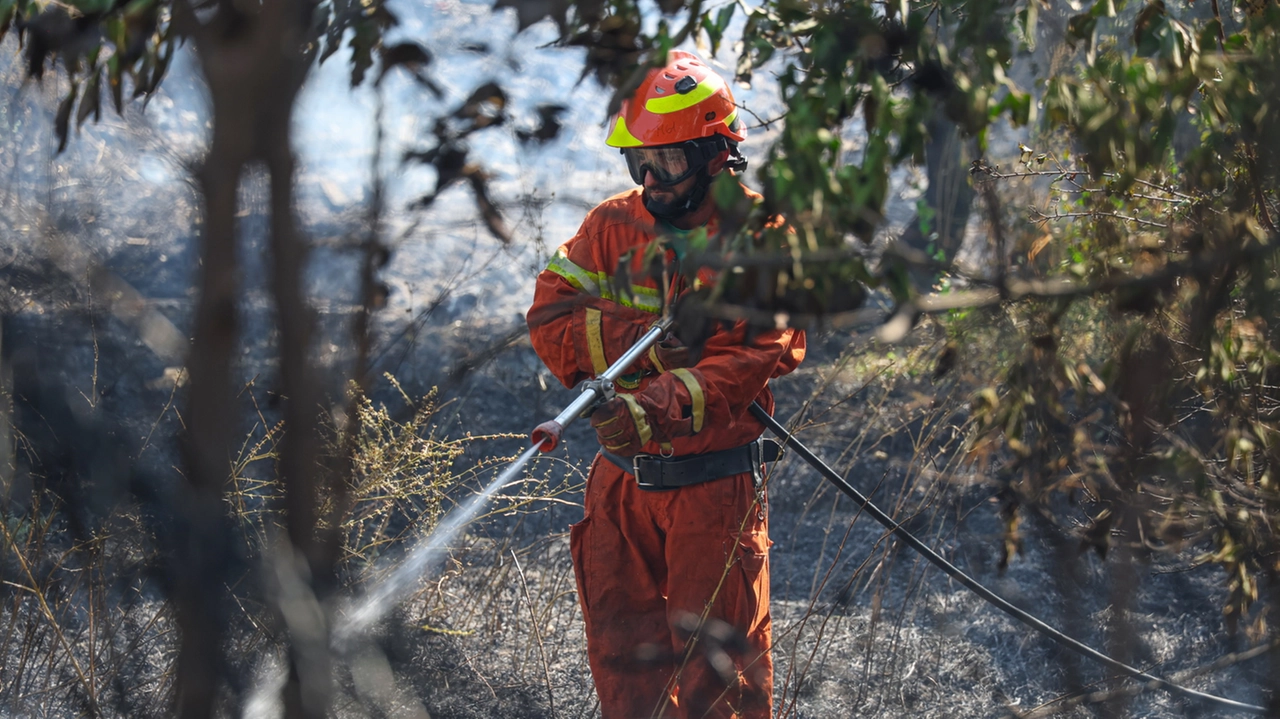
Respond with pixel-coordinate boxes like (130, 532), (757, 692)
(591, 395), (653, 456)
(590, 372), (702, 457)
(645, 334), (692, 373)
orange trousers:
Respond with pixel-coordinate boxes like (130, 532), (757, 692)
(570, 456), (772, 719)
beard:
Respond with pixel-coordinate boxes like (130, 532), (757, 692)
(642, 170), (712, 222)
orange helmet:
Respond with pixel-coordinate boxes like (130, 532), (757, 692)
(606, 51), (745, 149)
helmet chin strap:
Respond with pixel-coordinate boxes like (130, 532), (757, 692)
(642, 168), (713, 222)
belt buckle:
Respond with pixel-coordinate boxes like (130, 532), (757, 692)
(632, 453), (660, 490)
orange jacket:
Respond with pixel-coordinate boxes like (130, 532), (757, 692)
(528, 187), (806, 456)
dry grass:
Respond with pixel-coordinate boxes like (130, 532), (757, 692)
(0, 322), (1264, 718)
(0, 369), (580, 717)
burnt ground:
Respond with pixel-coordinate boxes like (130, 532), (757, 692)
(408, 323), (1272, 719)
(5, 241), (1273, 719)
(1, 131), (1273, 716)
(0, 36), (1272, 719)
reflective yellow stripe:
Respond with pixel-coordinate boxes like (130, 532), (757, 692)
(606, 115), (644, 147)
(546, 248), (662, 313)
(599, 284), (661, 314)
(584, 308), (609, 374)
(547, 247), (601, 296)
(670, 368), (704, 433)
(619, 394), (653, 445)
(722, 109), (737, 131)
(630, 285), (662, 313)
(648, 344), (666, 373)
(645, 75), (725, 115)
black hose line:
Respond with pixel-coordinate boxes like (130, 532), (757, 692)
(749, 402), (1268, 715)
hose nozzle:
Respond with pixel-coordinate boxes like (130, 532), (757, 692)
(531, 420), (563, 452)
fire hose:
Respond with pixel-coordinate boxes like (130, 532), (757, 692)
(749, 403), (1267, 715)
(510, 318), (1265, 714)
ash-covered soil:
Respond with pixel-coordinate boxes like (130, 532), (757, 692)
(411, 326), (1269, 719)
(1, 215), (1269, 718)
(1, 15), (1271, 719)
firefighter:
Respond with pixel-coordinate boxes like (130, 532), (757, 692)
(526, 51), (805, 719)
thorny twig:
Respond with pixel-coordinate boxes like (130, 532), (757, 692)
(736, 101), (787, 131)
(1031, 209), (1169, 229)
(510, 549), (556, 718)
(973, 158), (1197, 201)
(0, 513), (102, 716)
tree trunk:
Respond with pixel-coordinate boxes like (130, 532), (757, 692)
(173, 0), (328, 715)
(899, 112), (976, 289)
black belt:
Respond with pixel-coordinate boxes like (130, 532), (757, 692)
(599, 438), (784, 491)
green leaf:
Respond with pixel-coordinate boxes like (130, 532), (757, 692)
(121, 0), (156, 20)
(701, 14), (722, 56)
(992, 89), (1031, 126)
(711, 171), (747, 217)
(107, 16), (126, 55)
(1087, 0), (1114, 18)
(1019, 0), (1038, 51)
(1066, 13), (1097, 46)
(67, 0), (112, 13)
(0, 0), (16, 45)
(702, 2), (736, 57)
(714, 2), (734, 33)
(348, 20), (379, 87)
(108, 55), (124, 115)
(1133, 0), (1167, 57)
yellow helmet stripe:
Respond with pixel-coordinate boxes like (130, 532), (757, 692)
(606, 115), (644, 147)
(644, 75), (725, 115)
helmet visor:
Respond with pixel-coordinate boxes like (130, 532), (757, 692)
(622, 146), (696, 186)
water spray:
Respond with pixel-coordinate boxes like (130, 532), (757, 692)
(245, 317), (673, 716)
(335, 316), (670, 640)
(332, 442), (543, 645)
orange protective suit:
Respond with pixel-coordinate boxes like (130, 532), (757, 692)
(527, 188), (805, 718)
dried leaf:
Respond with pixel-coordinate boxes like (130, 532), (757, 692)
(454, 81), (506, 120)
(466, 165), (510, 243)
(76, 69), (101, 128)
(492, 0), (570, 31)
(55, 82), (78, 153)
(516, 103), (566, 143)
(148, 35), (173, 97)
(933, 341), (958, 380)
(109, 55), (124, 115)
(377, 41), (431, 86)
(23, 6), (76, 79)
(1027, 232), (1052, 261)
